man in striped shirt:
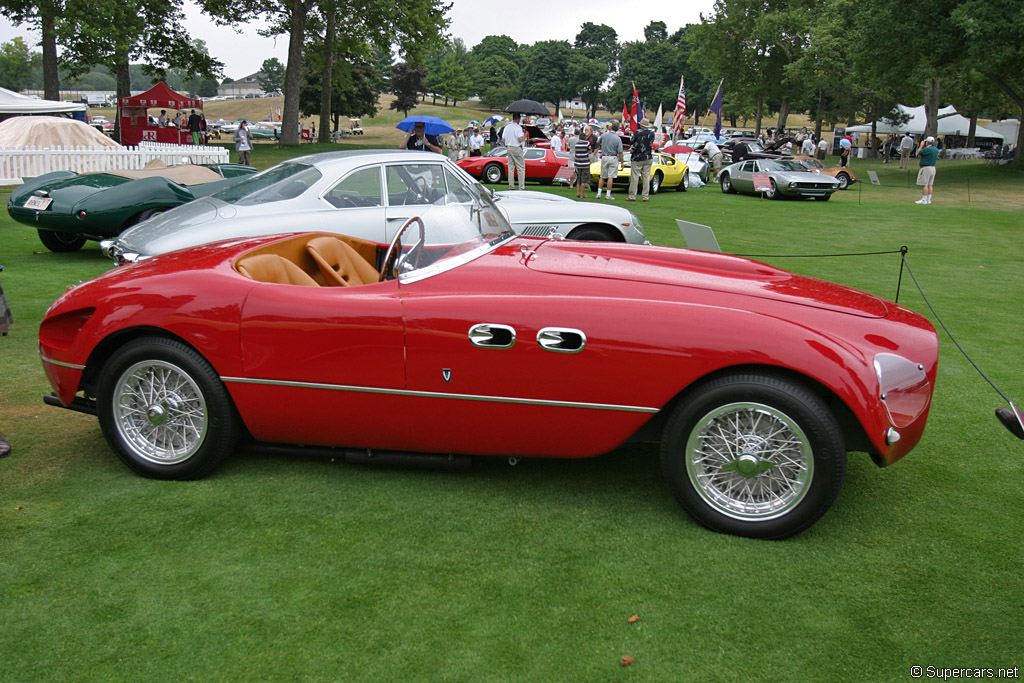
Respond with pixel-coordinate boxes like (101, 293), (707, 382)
(573, 125), (596, 199)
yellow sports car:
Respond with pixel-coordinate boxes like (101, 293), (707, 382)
(590, 152), (690, 193)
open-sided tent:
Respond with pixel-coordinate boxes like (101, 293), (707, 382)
(0, 86), (87, 118)
(0, 116), (120, 148)
(847, 104), (1004, 143)
(118, 82), (202, 146)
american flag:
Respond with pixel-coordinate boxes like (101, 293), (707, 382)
(671, 76), (686, 135)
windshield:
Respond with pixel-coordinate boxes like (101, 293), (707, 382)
(759, 160), (811, 173)
(210, 163), (323, 206)
(392, 194), (515, 284)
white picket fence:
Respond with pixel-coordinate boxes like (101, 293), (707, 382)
(0, 141), (230, 185)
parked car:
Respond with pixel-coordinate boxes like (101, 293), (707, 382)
(588, 152), (690, 194)
(719, 138), (793, 164)
(791, 156), (859, 190)
(40, 197), (939, 539)
(102, 150), (647, 262)
(7, 161), (258, 252)
(718, 158), (840, 200)
(458, 147), (569, 185)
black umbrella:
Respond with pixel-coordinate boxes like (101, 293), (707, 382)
(505, 99), (550, 116)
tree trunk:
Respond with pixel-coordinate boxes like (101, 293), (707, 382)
(280, 0), (312, 145)
(776, 97), (790, 135)
(814, 87), (824, 141)
(922, 77), (942, 140)
(112, 57), (131, 144)
(318, 10), (335, 144)
(966, 113), (977, 148)
(754, 97), (763, 136)
(40, 8), (59, 100)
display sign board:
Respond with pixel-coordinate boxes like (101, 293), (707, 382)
(753, 173), (772, 192)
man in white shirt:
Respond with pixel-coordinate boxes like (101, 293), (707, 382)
(468, 128), (485, 156)
(899, 133), (914, 169)
(703, 139), (723, 180)
(501, 113), (527, 190)
(817, 137), (829, 161)
(157, 110), (168, 128)
(801, 136), (815, 156)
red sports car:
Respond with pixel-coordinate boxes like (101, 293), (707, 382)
(40, 198), (938, 539)
(458, 147), (569, 185)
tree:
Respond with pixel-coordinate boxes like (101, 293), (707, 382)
(435, 52), (471, 106)
(0, 37), (36, 91)
(390, 62), (426, 117)
(573, 23), (618, 118)
(0, 1), (63, 99)
(518, 40), (573, 117)
(259, 57), (286, 93)
(469, 35), (522, 97)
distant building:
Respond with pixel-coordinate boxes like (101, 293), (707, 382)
(217, 73), (265, 98)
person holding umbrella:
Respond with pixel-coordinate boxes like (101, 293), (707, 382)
(400, 121), (442, 153)
(501, 113), (527, 190)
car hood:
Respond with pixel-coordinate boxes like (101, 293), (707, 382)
(12, 172), (127, 208)
(526, 241), (889, 318)
(117, 197), (227, 251)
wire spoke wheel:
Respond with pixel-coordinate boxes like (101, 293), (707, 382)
(685, 402), (813, 520)
(113, 360), (208, 465)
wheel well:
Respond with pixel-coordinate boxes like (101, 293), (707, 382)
(566, 223), (624, 242)
(630, 364), (873, 456)
(79, 327), (201, 399)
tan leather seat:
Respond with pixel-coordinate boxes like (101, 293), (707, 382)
(306, 236), (380, 287)
(236, 253), (320, 286)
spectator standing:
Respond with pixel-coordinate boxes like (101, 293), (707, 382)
(732, 139), (750, 164)
(839, 135), (852, 168)
(627, 118), (656, 202)
(456, 129), (469, 159)
(489, 124), (498, 152)
(157, 110), (168, 127)
(597, 122), (624, 200)
(882, 134), (894, 163)
(445, 129), (461, 161)
(899, 133), (914, 169)
(914, 136), (939, 204)
(817, 137), (829, 161)
(234, 120), (253, 165)
(501, 113), (527, 190)
(187, 110), (203, 146)
(468, 128), (485, 157)
(801, 136), (815, 157)
(573, 125), (596, 199)
(550, 129), (564, 152)
(400, 121), (442, 153)
(565, 126), (580, 171)
(704, 138), (723, 180)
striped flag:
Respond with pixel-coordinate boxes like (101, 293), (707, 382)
(671, 76), (686, 136)
(631, 83), (640, 134)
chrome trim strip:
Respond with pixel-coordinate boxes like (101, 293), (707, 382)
(40, 354), (86, 370)
(221, 376), (658, 414)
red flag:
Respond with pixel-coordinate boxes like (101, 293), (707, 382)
(631, 83), (640, 134)
(622, 102), (629, 132)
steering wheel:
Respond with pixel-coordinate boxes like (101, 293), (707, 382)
(379, 216), (424, 282)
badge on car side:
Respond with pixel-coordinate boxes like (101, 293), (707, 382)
(442, 368), (452, 383)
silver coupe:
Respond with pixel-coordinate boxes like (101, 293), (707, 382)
(718, 158), (840, 201)
(104, 150), (647, 263)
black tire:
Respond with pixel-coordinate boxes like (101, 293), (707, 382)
(37, 229), (86, 252)
(676, 171), (689, 192)
(566, 224), (616, 241)
(660, 373), (846, 539)
(814, 194), (831, 201)
(483, 163), (504, 184)
(765, 179), (780, 200)
(97, 337), (239, 480)
(650, 171), (663, 194)
(720, 173), (735, 194)
(836, 173), (850, 190)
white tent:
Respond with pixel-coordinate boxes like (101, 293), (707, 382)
(0, 116), (120, 148)
(0, 86), (87, 115)
(847, 104), (1004, 141)
(986, 119), (1019, 144)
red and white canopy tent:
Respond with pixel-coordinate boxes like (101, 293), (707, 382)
(117, 82), (202, 146)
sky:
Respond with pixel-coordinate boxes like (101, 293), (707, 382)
(0, 0), (716, 83)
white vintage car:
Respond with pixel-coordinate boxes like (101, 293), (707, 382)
(105, 150), (647, 263)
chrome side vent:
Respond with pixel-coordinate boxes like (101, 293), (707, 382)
(537, 327), (586, 354)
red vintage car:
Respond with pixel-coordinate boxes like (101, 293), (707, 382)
(39, 198), (938, 539)
(458, 147), (569, 185)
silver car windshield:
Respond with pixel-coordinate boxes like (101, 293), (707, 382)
(759, 160), (811, 173)
(210, 163), (323, 206)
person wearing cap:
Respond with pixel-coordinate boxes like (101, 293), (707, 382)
(234, 119), (253, 165)
(468, 127), (485, 157)
(400, 122), (442, 153)
(915, 136), (939, 204)
(628, 118), (656, 201)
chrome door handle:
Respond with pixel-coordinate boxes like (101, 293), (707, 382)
(468, 324), (516, 349)
(537, 327), (587, 354)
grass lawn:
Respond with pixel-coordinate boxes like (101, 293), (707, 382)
(0, 151), (1022, 680)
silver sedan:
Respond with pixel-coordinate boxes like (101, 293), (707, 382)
(105, 150), (647, 262)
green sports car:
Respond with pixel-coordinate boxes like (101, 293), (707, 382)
(7, 161), (257, 252)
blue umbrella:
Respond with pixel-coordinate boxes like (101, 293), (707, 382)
(396, 115), (454, 136)
(483, 115), (505, 126)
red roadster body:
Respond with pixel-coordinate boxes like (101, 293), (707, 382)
(457, 147), (569, 185)
(39, 201), (938, 539)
